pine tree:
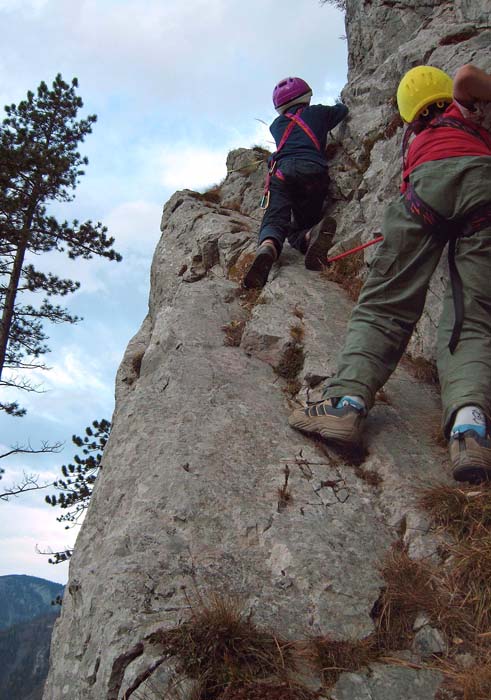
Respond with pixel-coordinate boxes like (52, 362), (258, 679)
(44, 418), (110, 564)
(0, 75), (121, 416)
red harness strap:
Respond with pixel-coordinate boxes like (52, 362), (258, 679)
(261, 108), (322, 208)
(402, 115), (491, 174)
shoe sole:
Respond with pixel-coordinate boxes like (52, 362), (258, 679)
(288, 412), (363, 446)
(243, 250), (274, 288)
(453, 465), (491, 484)
(451, 437), (491, 483)
(305, 229), (333, 271)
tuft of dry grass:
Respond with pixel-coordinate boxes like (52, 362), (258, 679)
(321, 251), (364, 302)
(275, 343), (305, 380)
(146, 595), (297, 700)
(418, 483), (491, 541)
(277, 466), (293, 513)
(354, 465), (383, 487)
(222, 320), (246, 347)
(282, 378), (302, 400)
(312, 636), (379, 686)
(403, 354), (439, 385)
(374, 546), (438, 650)
(289, 322), (305, 343)
(200, 186), (222, 204)
(445, 659), (491, 700)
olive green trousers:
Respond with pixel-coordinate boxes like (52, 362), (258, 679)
(323, 156), (491, 435)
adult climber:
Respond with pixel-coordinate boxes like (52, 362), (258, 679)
(289, 63), (491, 484)
(243, 77), (348, 288)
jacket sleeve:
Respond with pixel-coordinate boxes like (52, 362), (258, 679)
(325, 103), (349, 130)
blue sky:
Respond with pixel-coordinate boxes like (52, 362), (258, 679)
(0, 0), (347, 584)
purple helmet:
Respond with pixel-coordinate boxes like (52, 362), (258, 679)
(273, 77), (312, 114)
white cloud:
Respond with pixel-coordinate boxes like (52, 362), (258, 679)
(0, 501), (70, 583)
(153, 145), (228, 191)
(103, 200), (162, 255)
(2, 343), (114, 424)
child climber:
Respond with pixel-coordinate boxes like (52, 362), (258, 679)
(243, 77), (348, 288)
(289, 63), (491, 484)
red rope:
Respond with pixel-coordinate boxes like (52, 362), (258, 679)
(327, 235), (384, 264)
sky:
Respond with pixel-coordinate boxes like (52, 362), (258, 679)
(0, 0), (348, 584)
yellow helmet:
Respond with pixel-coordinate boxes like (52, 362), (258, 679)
(397, 66), (453, 123)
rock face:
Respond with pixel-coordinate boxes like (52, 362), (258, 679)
(44, 2), (490, 699)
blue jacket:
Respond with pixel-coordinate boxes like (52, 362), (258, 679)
(269, 102), (348, 167)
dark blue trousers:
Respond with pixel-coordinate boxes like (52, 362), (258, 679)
(258, 159), (330, 254)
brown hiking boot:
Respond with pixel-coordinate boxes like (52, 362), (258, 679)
(288, 399), (366, 446)
(243, 244), (277, 288)
(449, 430), (491, 483)
(304, 218), (336, 271)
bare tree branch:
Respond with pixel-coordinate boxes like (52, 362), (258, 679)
(0, 471), (53, 501)
(0, 439), (63, 461)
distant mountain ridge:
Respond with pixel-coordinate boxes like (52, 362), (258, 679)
(0, 613), (58, 700)
(0, 575), (64, 630)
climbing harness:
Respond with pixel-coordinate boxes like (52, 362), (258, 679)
(404, 183), (491, 353)
(260, 108), (322, 209)
(402, 116), (491, 353)
(402, 115), (491, 170)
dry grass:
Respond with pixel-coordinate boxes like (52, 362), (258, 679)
(321, 250), (364, 302)
(200, 186), (222, 204)
(374, 546), (438, 649)
(275, 343), (305, 380)
(354, 465), (383, 487)
(277, 466), (293, 513)
(222, 320), (246, 347)
(127, 478), (491, 699)
(443, 659), (491, 700)
(403, 354), (439, 385)
(312, 636), (379, 686)
(289, 322), (305, 343)
(418, 483), (491, 541)
(281, 379), (302, 402)
(146, 595), (298, 700)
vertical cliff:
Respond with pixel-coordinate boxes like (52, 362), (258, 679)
(44, 2), (491, 699)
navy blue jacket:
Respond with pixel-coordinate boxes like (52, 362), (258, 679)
(269, 103), (348, 166)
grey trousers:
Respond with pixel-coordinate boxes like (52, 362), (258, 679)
(323, 156), (491, 435)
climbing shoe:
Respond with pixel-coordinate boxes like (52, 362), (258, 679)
(243, 244), (277, 288)
(449, 429), (491, 483)
(288, 398), (366, 446)
(304, 221), (335, 271)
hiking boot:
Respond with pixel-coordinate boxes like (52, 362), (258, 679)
(449, 429), (491, 483)
(243, 244), (277, 288)
(288, 399), (366, 446)
(304, 222), (335, 271)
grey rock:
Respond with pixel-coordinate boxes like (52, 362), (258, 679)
(331, 664), (443, 700)
(413, 625), (447, 658)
